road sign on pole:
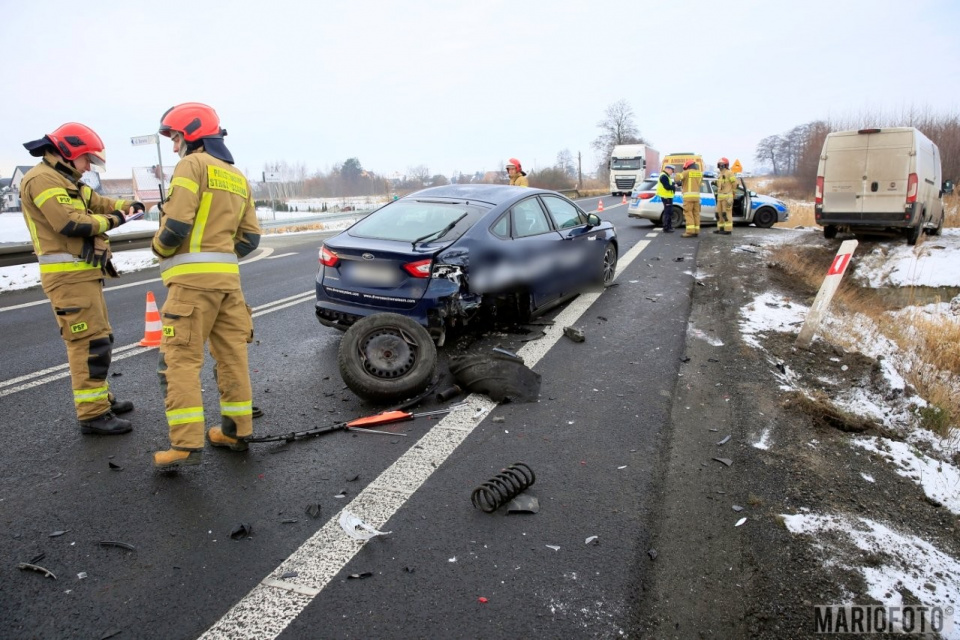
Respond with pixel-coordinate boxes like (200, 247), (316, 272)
(795, 239), (858, 349)
(130, 134), (159, 147)
(263, 171), (282, 183)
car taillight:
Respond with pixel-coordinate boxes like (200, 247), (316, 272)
(815, 176), (824, 205)
(639, 193), (655, 199)
(319, 245), (339, 267)
(403, 259), (432, 278)
(906, 173), (918, 203)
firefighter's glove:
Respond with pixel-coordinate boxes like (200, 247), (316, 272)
(81, 234), (112, 269)
(132, 201), (145, 213)
(108, 210), (127, 228)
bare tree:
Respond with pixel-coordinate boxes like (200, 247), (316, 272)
(592, 100), (648, 178)
(556, 149), (576, 178)
(408, 164), (430, 187)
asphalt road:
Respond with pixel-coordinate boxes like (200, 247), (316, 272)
(0, 195), (700, 639)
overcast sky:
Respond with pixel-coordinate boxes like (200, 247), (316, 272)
(2, 0), (958, 182)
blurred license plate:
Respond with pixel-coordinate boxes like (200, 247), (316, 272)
(351, 263), (397, 285)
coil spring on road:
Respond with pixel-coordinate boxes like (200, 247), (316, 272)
(471, 462), (536, 513)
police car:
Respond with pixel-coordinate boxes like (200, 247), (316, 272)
(627, 172), (789, 228)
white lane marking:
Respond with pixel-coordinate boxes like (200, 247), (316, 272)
(265, 252), (297, 260)
(0, 289), (314, 398)
(0, 247), (276, 313)
(646, 232), (659, 237)
(200, 238), (652, 640)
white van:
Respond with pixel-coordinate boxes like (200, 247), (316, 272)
(815, 127), (946, 245)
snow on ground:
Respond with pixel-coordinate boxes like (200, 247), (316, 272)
(851, 436), (960, 515)
(853, 229), (960, 288)
(0, 250), (158, 293)
(781, 512), (960, 638)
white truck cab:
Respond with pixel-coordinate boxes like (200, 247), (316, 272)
(815, 127), (946, 245)
(609, 144), (659, 196)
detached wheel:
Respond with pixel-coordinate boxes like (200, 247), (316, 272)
(338, 313), (437, 402)
(754, 207), (777, 228)
(823, 225), (838, 239)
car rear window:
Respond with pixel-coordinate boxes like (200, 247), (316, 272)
(348, 200), (488, 242)
(638, 179), (658, 191)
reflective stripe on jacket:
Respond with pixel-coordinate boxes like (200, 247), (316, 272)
(717, 168), (737, 199)
(656, 172), (675, 198)
(152, 151), (261, 291)
(676, 169), (703, 201)
(19, 153), (126, 290)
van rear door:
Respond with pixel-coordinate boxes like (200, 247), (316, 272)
(822, 133), (867, 216)
(863, 130), (913, 214)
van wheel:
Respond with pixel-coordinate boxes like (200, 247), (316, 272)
(338, 313), (437, 402)
(906, 223), (922, 246)
(823, 225), (838, 239)
(927, 214), (944, 236)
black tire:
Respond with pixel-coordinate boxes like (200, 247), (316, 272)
(753, 207), (777, 228)
(671, 206), (685, 229)
(906, 223), (921, 246)
(934, 214), (944, 236)
(599, 243), (618, 286)
(823, 225), (838, 239)
(338, 313), (437, 402)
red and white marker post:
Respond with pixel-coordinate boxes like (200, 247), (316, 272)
(795, 239), (858, 349)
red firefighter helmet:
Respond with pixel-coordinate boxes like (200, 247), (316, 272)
(683, 159), (697, 169)
(159, 102), (222, 142)
(41, 123), (106, 168)
(719, 157), (729, 166)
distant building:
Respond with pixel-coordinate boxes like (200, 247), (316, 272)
(100, 179), (135, 199)
(10, 166), (33, 192)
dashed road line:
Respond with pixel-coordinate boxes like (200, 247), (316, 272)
(199, 237), (652, 640)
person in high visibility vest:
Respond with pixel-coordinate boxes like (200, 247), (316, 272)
(19, 123), (143, 436)
(151, 103), (262, 469)
(656, 165), (677, 233)
(506, 158), (529, 187)
(674, 160), (703, 237)
(714, 157), (737, 235)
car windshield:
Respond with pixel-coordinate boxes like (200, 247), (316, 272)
(348, 200), (487, 243)
(612, 158), (643, 170)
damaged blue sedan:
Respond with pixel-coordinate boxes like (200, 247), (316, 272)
(315, 184), (618, 346)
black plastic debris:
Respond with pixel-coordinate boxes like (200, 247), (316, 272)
(49, 530), (69, 538)
(403, 566), (415, 573)
(712, 457), (733, 467)
(562, 326), (585, 343)
(648, 549), (658, 561)
(99, 541), (136, 551)
(597, 316), (608, 322)
(18, 563), (57, 580)
(230, 523), (252, 540)
(436, 385), (461, 402)
(707, 358), (720, 363)
(776, 362), (787, 374)
(716, 436), (731, 446)
(348, 572), (373, 580)
(305, 504), (322, 519)
(680, 356), (691, 363)
(108, 461), (123, 471)
(100, 629), (121, 640)
(280, 571), (298, 579)
(29, 552), (45, 564)
(449, 352), (541, 403)
(674, 256), (685, 262)
(281, 518), (298, 524)
(252, 406), (265, 419)
(506, 494), (540, 514)
(110, 372), (122, 377)
(346, 474), (360, 482)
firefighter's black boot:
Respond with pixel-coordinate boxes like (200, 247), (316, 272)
(110, 397), (134, 414)
(79, 410), (133, 435)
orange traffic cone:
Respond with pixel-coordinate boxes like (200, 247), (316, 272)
(621, 194), (627, 205)
(597, 199), (604, 212)
(139, 291), (162, 347)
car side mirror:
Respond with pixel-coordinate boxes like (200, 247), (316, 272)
(586, 213), (601, 227)
(749, 190), (757, 197)
(943, 180), (954, 196)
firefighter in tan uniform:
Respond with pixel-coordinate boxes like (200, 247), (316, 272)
(714, 157), (736, 235)
(506, 158), (529, 186)
(19, 124), (142, 435)
(151, 103), (261, 469)
(675, 159), (703, 237)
